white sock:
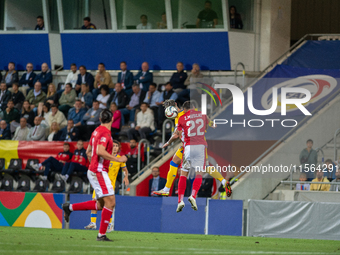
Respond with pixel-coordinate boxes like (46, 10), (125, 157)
(65, 174), (69, 180)
(98, 233), (105, 237)
(38, 163), (42, 168)
(163, 187), (170, 192)
(221, 179), (227, 186)
(69, 204), (73, 211)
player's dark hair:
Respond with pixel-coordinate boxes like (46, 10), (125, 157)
(112, 139), (120, 146)
(100, 109), (113, 124)
(183, 101), (193, 110)
(163, 99), (176, 108)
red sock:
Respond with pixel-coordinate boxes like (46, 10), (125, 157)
(191, 175), (203, 199)
(71, 200), (97, 211)
(178, 176), (187, 203)
(99, 207), (113, 235)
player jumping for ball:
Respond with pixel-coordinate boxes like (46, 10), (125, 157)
(153, 99), (231, 198)
(62, 109), (127, 241)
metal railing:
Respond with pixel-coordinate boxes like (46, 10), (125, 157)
(162, 119), (175, 154)
(333, 128), (340, 162)
(234, 62), (245, 89)
(137, 139), (150, 174)
(281, 181), (340, 185)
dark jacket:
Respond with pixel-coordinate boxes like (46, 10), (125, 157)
(49, 130), (62, 141)
(134, 90), (147, 109)
(44, 93), (60, 105)
(170, 71), (188, 90)
(134, 71), (153, 92)
(3, 108), (20, 123)
(197, 178), (214, 197)
(149, 177), (167, 196)
(3, 71), (19, 87)
(21, 110), (35, 127)
(59, 126), (79, 141)
(117, 70), (134, 91)
(19, 72), (37, 88)
(107, 90), (128, 110)
(76, 72), (95, 92)
(0, 126), (11, 140)
(33, 70), (53, 88)
(11, 90), (25, 106)
(172, 178), (192, 197)
(0, 90), (12, 111)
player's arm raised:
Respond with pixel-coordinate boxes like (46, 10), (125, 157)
(163, 129), (180, 148)
(97, 144), (127, 163)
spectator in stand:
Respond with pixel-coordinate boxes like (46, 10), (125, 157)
(143, 83), (160, 124)
(310, 169), (330, 191)
(44, 104), (67, 129)
(3, 62), (19, 88)
(0, 82), (11, 111)
(177, 63), (204, 105)
(107, 83), (128, 110)
(10, 83), (25, 110)
(82, 17), (96, 29)
(170, 62), (187, 93)
(2, 99), (20, 124)
(96, 84), (110, 109)
(93, 63), (113, 99)
(196, 0), (218, 28)
(35, 15), (45, 30)
(127, 102), (155, 141)
(27, 116), (46, 141)
(47, 122), (62, 141)
(229, 5), (243, 29)
(156, 82), (177, 129)
(82, 100), (101, 140)
(33, 63), (53, 93)
(44, 83), (59, 105)
(36, 143), (73, 181)
(110, 102), (121, 138)
(19, 62), (36, 96)
(172, 168), (191, 197)
(137, 14), (152, 29)
(0, 120), (11, 140)
(117, 61), (134, 96)
(68, 100), (86, 128)
(26, 81), (46, 114)
(60, 140), (88, 182)
(12, 118), (30, 141)
(78, 83), (93, 109)
(330, 169), (340, 192)
(197, 173), (214, 197)
(149, 167), (166, 197)
(120, 84), (146, 125)
(65, 63), (80, 93)
(299, 139), (318, 180)
(59, 119), (79, 142)
(37, 102), (50, 120)
(134, 62), (153, 92)
(157, 12), (167, 29)
(20, 100), (35, 127)
(76, 65), (94, 92)
(323, 159), (337, 180)
(126, 139), (139, 177)
(295, 173), (310, 191)
(58, 83), (76, 117)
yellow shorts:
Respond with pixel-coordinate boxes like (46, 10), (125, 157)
(175, 146), (184, 160)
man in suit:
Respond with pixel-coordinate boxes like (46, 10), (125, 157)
(59, 119), (79, 141)
(197, 173), (214, 197)
(120, 84), (146, 125)
(12, 118), (30, 141)
(143, 83), (161, 124)
(134, 62), (153, 92)
(117, 61), (134, 96)
(33, 63), (53, 93)
(27, 116), (46, 141)
(82, 100), (102, 140)
(156, 82), (178, 129)
(0, 120), (11, 140)
(3, 62), (19, 88)
(106, 83), (128, 110)
(76, 65), (94, 92)
(19, 62), (36, 96)
(149, 166), (166, 197)
(0, 82), (11, 111)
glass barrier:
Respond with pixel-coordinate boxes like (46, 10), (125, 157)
(62, 0), (112, 30)
(228, 0), (254, 31)
(0, 0), (4, 30)
(171, 0), (224, 29)
(4, 0), (44, 31)
(115, 0), (166, 30)
(49, 0), (59, 32)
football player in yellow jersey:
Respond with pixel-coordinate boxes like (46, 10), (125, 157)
(84, 140), (129, 232)
(153, 99), (231, 197)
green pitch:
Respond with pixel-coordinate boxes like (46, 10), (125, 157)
(0, 227), (339, 255)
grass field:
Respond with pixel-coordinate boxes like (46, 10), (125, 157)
(1, 227), (339, 255)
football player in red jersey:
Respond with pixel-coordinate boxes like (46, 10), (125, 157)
(62, 109), (127, 241)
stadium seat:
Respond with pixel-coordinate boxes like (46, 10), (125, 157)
(0, 158), (5, 171)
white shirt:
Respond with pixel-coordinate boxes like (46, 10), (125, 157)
(96, 94), (110, 109)
(65, 71), (80, 88)
(48, 131), (56, 142)
(137, 23), (152, 29)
